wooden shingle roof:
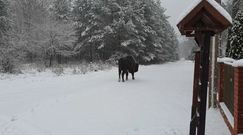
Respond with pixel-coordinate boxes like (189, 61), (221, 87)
(177, 0), (232, 36)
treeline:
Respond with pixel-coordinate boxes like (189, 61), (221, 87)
(0, 0), (179, 73)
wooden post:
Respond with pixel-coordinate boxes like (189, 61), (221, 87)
(233, 67), (243, 135)
(190, 51), (200, 135)
(209, 35), (218, 108)
(189, 32), (212, 135)
(197, 32), (212, 135)
(208, 0), (221, 109)
(218, 62), (224, 102)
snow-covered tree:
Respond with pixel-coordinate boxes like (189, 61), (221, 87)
(231, 0), (240, 18)
(41, 19), (76, 66)
(6, 0), (76, 66)
(73, 0), (106, 61)
(0, 0), (17, 73)
(0, 0), (9, 39)
(228, 10), (243, 59)
(8, 0), (50, 62)
(226, 0), (241, 56)
(107, 0), (147, 61)
(144, 1), (178, 63)
(73, 0), (178, 64)
(52, 0), (72, 21)
(48, 0), (76, 65)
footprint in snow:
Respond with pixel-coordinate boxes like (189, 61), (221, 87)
(10, 116), (17, 122)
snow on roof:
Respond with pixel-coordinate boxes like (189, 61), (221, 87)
(177, 0), (232, 24)
(207, 0), (232, 23)
(177, 0), (201, 24)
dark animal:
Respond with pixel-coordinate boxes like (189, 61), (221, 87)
(118, 56), (139, 82)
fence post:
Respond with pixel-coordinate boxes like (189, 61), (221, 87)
(217, 62), (224, 102)
(233, 67), (243, 135)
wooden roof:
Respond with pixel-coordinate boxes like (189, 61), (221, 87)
(177, 0), (232, 36)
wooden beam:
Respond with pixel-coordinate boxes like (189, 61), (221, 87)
(197, 32), (212, 135)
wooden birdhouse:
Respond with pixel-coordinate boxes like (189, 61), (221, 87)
(177, 0), (232, 37)
(177, 0), (232, 135)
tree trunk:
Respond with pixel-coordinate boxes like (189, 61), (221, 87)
(57, 54), (62, 64)
(90, 44), (93, 62)
(49, 55), (53, 67)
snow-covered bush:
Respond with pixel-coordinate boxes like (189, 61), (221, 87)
(52, 67), (64, 76)
(70, 61), (112, 75)
(0, 47), (20, 73)
(37, 65), (46, 73)
(0, 55), (15, 73)
(79, 61), (89, 74)
(72, 68), (78, 74)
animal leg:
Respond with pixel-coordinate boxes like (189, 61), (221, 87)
(122, 71), (125, 82)
(118, 69), (121, 82)
(126, 71), (128, 80)
(132, 72), (135, 80)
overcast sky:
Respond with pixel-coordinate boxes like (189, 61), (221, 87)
(160, 0), (195, 34)
(160, 0), (230, 35)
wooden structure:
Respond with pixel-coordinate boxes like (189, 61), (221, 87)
(218, 61), (243, 135)
(177, 0), (231, 135)
(222, 64), (234, 115)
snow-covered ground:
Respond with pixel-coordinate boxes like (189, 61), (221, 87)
(0, 61), (230, 135)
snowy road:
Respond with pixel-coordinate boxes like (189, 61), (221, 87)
(0, 61), (230, 135)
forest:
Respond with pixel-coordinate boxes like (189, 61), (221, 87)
(0, 0), (179, 73)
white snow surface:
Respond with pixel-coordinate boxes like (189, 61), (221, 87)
(217, 57), (235, 63)
(232, 59), (243, 67)
(0, 61), (230, 135)
(177, 0), (232, 24)
(220, 102), (234, 127)
(217, 57), (243, 67)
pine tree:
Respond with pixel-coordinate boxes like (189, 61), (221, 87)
(0, 0), (16, 73)
(107, 0), (178, 64)
(136, 0), (178, 63)
(73, 0), (106, 61)
(228, 10), (243, 59)
(72, 0), (178, 64)
(0, 0), (8, 48)
(108, 0), (147, 60)
(52, 0), (72, 21)
(0, 0), (9, 40)
(226, 0), (240, 56)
